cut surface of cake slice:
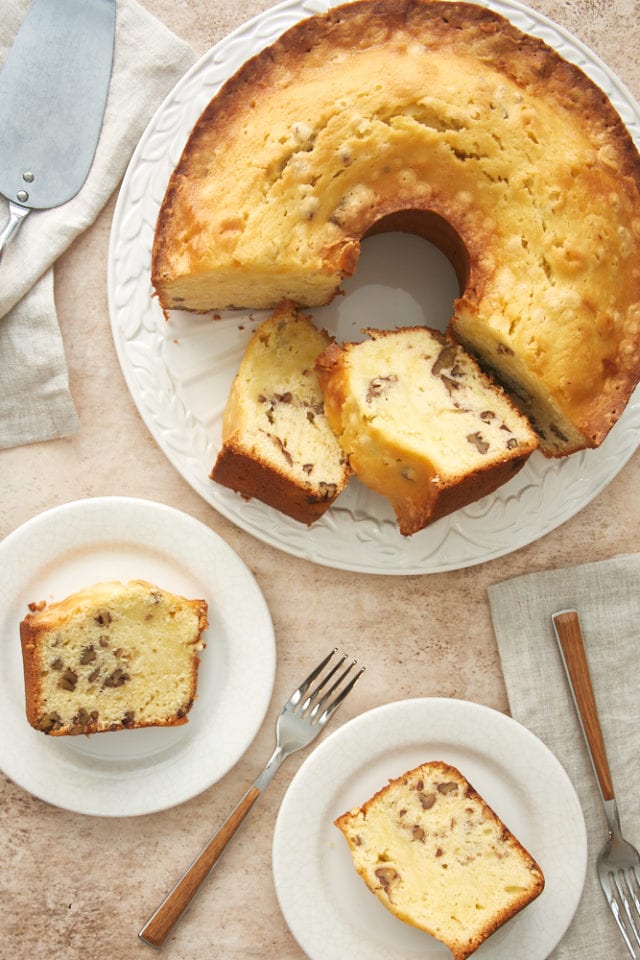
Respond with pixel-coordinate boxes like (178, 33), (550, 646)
(211, 300), (351, 524)
(315, 326), (539, 535)
(20, 579), (209, 736)
(335, 761), (545, 960)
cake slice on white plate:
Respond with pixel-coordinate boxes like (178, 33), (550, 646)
(335, 760), (545, 960)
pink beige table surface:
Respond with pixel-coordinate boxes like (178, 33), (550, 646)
(1, 1), (639, 958)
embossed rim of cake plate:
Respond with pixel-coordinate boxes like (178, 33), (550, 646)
(107, 0), (640, 575)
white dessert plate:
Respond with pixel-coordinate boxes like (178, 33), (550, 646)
(108, 0), (640, 574)
(0, 497), (276, 817)
(272, 698), (587, 960)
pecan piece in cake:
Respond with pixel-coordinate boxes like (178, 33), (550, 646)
(466, 432), (490, 454)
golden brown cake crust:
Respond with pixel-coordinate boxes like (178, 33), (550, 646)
(20, 619), (45, 729)
(212, 441), (341, 524)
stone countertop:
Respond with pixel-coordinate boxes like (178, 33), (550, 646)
(1, 1), (639, 958)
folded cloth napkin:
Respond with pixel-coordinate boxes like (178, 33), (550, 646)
(488, 554), (640, 960)
(0, 0), (195, 449)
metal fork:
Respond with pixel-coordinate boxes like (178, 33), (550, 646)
(552, 610), (640, 958)
(139, 649), (364, 948)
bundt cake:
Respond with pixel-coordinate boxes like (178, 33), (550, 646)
(152, 0), (640, 457)
(335, 760), (545, 960)
(210, 301), (351, 523)
(20, 580), (208, 736)
(315, 327), (538, 534)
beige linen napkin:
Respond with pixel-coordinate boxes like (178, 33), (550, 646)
(0, 0), (195, 448)
(488, 554), (640, 959)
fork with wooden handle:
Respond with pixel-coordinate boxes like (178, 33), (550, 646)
(139, 649), (364, 948)
(552, 610), (640, 958)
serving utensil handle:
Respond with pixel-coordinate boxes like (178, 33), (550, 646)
(0, 201), (29, 261)
(138, 784), (261, 948)
(552, 609), (615, 802)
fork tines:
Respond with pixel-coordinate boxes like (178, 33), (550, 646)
(291, 649), (364, 725)
(604, 866), (640, 957)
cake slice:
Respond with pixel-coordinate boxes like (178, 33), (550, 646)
(335, 761), (545, 960)
(20, 580), (208, 735)
(211, 300), (351, 523)
(315, 327), (539, 535)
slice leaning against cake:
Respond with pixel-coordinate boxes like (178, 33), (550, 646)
(20, 580), (208, 736)
(210, 300), (351, 524)
(335, 761), (545, 960)
(315, 327), (539, 536)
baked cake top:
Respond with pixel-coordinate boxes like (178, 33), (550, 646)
(153, 0), (640, 450)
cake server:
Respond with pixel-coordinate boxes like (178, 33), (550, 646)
(0, 0), (116, 261)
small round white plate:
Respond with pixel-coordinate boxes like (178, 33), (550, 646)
(109, 0), (640, 574)
(0, 497), (276, 817)
(273, 698), (587, 960)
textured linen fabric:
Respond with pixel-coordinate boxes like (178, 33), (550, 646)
(0, 0), (195, 448)
(488, 554), (640, 959)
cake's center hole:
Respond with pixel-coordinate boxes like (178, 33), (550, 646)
(316, 226), (461, 342)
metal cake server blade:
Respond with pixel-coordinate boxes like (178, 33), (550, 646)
(0, 0), (116, 260)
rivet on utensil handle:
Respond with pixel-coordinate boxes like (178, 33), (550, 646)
(551, 609), (615, 802)
(139, 785), (262, 948)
